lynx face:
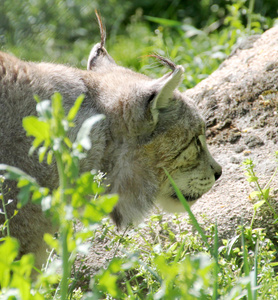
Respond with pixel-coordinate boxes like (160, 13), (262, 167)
(138, 93), (222, 216)
(154, 134), (222, 212)
(86, 41), (222, 227)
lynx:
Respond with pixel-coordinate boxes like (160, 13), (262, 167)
(0, 15), (221, 270)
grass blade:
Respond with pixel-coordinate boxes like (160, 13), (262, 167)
(212, 220), (219, 300)
(144, 15), (181, 27)
(173, 238), (186, 264)
(252, 240), (259, 300)
(164, 169), (210, 252)
(241, 225), (253, 300)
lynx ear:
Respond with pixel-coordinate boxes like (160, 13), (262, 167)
(87, 10), (116, 70)
(87, 43), (116, 70)
(150, 65), (184, 123)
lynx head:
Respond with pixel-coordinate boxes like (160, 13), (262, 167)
(85, 13), (222, 227)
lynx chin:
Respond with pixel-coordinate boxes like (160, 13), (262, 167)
(0, 15), (221, 271)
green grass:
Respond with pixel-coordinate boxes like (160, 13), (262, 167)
(0, 1), (278, 299)
(0, 92), (277, 299)
(78, 202), (278, 299)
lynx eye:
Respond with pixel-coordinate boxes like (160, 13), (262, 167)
(194, 136), (202, 152)
(174, 136), (199, 160)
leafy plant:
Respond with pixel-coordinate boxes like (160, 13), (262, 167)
(79, 160), (277, 299)
(0, 175), (17, 237)
(242, 155), (278, 227)
(0, 93), (118, 299)
(0, 2), (278, 299)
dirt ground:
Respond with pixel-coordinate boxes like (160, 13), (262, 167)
(75, 26), (278, 279)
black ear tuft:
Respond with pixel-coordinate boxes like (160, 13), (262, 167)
(87, 11), (116, 70)
(148, 65), (184, 124)
(95, 10), (106, 49)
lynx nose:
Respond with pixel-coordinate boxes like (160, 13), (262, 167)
(210, 159), (222, 182)
(214, 170), (222, 181)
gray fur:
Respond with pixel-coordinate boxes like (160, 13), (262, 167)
(0, 41), (221, 270)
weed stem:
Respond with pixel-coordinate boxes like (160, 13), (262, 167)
(0, 178), (10, 237)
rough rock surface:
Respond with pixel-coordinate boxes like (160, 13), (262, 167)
(185, 25), (278, 241)
(76, 26), (278, 278)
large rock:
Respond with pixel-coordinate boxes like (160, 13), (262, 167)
(183, 26), (278, 241)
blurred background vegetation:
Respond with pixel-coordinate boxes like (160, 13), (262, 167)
(0, 0), (277, 89)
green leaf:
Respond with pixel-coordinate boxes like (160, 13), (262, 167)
(17, 181), (33, 207)
(81, 195), (117, 225)
(226, 235), (240, 257)
(98, 270), (120, 298)
(0, 237), (19, 287)
(145, 15), (181, 27)
(47, 150), (53, 165)
(17, 178), (30, 188)
(247, 176), (258, 183)
(38, 146), (48, 162)
(51, 93), (67, 137)
(97, 194), (118, 214)
(67, 94), (85, 121)
(262, 188), (270, 199)
(44, 233), (59, 250)
(22, 116), (50, 148)
(82, 204), (103, 223)
(64, 137), (72, 148)
(249, 191), (261, 200)
(0, 165), (37, 184)
(51, 92), (64, 118)
(253, 200), (265, 211)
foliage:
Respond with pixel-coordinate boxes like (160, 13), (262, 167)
(1, 0), (277, 89)
(242, 154), (278, 226)
(0, 1), (278, 299)
(0, 93), (118, 299)
(84, 207), (278, 299)
(0, 93), (277, 298)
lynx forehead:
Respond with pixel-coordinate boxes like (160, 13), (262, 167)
(0, 15), (221, 270)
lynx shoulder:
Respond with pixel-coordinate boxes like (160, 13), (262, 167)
(0, 20), (221, 270)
